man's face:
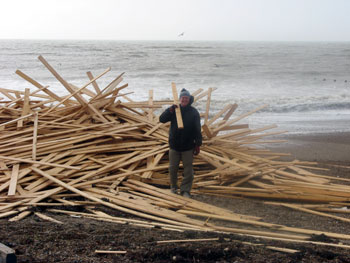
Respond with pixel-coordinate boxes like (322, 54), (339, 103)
(180, 96), (190, 107)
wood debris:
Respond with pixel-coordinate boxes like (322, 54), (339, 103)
(1, 55), (350, 249)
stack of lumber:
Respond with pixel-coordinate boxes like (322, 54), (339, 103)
(1, 55), (350, 249)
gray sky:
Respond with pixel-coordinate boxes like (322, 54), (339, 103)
(1, 0), (350, 41)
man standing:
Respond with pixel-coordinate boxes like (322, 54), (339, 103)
(159, 88), (202, 198)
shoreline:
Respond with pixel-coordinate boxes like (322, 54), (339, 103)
(265, 131), (350, 162)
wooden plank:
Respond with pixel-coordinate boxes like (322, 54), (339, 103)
(171, 83), (184, 129)
(222, 103), (238, 121)
(32, 112), (38, 161)
(32, 168), (207, 227)
(202, 124), (213, 138)
(274, 169), (329, 184)
(41, 67), (111, 116)
(125, 179), (260, 220)
(0, 155), (81, 170)
(148, 89), (154, 122)
(0, 90), (16, 101)
(8, 164), (20, 196)
(206, 104), (232, 126)
(204, 88), (213, 124)
(95, 250), (127, 254)
(9, 211), (31, 222)
(278, 203), (350, 223)
(0, 242), (16, 263)
(141, 152), (165, 179)
(86, 71), (101, 93)
(15, 69), (72, 106)
(0, 162), (11, 178)
(157, 238), (219, 244)
(50, 208), (203, 232)
(243, 233), (350, 250)
(0, 167), (34, 193)
(34, 212), (63, 224)
(193, 88), (217, 102)
(213, 104), (269, 133)
(17, 88), (30, 128)
(0, 114), (33, 129)
(220, 124), (249, 131)
(200, 150), (253, 171)
(144, 122), (164, 136)
(38, 55), (109, 123)
(191, 88), (204, 97)
(106, 84), (129, 107)
(70, 83), (96, 98)
(100, 72), (124, 96)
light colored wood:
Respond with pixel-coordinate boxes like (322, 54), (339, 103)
(8, 164), (20, 196)
(0, 89), (16, 101)
(17, 88), (31, 128)
(200, 150), (253, 171)
(204, 87), (212, 124)
(32, 168), (207, 227)
(148, 89), (154, 122)
(49, 208), (203, 232)
(42, 67), (111, 116)
(264, 246), (299, 254)
(38, 55), (109, 123)
(202, 124), (213, 138)
(0, 113), (33, 128)
(144, 122), (164, 136)
(0, 155), (81, 170)
(95, 250), (127, 254)
(219, 124), (249, 131)
(223, 103), (239, 121)
(245, 234), (350, 250)
(32, 112), (39, 161)
(9, 210), (31, 221)
(157, 238), (219, 244)
(206, 104), (232, 126)
(86, 71), (101, 93)
(279, 203), (350, 223)
(213, 104), (269, 133)
(70, 83), (96, 98)
(34, 212), (63, 224)
(193, 88), (217, 102)
(15, 70), (72, 105)
(171, 83), (184, 129)
(100, 72), (124, 96)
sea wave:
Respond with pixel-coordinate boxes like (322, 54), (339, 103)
(261, 101), (350, 113)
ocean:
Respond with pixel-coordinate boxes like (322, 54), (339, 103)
(0, 39), (349, 134)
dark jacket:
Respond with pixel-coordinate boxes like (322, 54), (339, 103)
(159, 96), (202, 151)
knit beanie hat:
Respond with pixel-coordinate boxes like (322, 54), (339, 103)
(179, 88), (191, 98)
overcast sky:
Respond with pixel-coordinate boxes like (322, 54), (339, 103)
(1, 0), (349, 41)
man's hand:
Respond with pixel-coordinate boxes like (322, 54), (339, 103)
(193, 145), (200, 155)
(169, 104), (178, 113)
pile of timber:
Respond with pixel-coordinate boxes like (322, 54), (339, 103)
(1, 55), (350, 250)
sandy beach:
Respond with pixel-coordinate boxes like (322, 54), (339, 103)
(267, 131), (350, 163)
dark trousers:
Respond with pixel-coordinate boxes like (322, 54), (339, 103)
(169, 148), (194, 193)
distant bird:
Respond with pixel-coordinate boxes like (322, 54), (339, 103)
(178, 32), (185, 37)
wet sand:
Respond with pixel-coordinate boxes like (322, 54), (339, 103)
(267, 131), (350, 162)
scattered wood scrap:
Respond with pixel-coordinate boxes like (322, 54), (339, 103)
(1, 56), (350, 250)
(0, 242), (16, 263)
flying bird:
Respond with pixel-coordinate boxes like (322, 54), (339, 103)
(178, 32), (185, 37)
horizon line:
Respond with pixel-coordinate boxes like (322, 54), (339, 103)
(1, 38), (350, 43)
